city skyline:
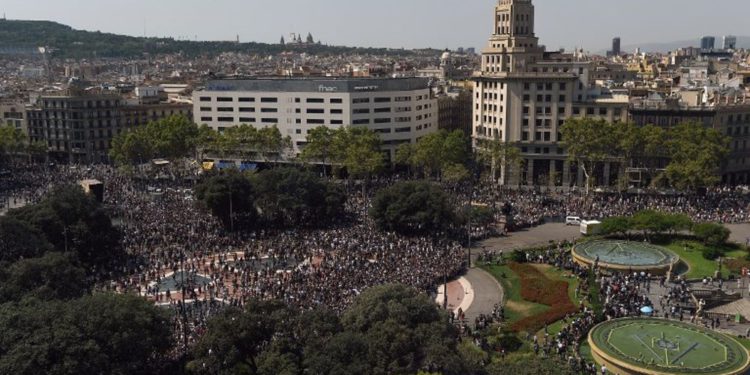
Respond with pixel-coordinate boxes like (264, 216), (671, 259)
(1, 0), (748, 52)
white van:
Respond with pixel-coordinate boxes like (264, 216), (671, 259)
(565, 216), (582, 226)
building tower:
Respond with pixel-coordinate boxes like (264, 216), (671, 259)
(723, 35), (737, 50)
(612, 37), (621, 56)
(700, 36), (716, 51)
(479, 0), (544, 75)
(472, 0), (629, 187)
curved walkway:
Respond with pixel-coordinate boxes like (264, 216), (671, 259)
(462, 267), (504, 321)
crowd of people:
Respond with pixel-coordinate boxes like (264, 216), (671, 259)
(468, 185), (750, 229)
(3, 162), (750, 364)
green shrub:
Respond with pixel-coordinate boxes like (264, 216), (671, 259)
(693, 223), (731, 246)
(510, 250), (527, 263)
(701, 246), (722, 261)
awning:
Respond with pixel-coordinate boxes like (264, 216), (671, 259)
(239, 163), (257, 171)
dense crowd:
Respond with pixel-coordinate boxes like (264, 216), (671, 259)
(1, 165), (467, 352)
(469, 185), (750, 229)
(3, 163), (749, 362)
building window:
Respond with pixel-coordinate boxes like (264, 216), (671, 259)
(395, 127), (411, 133)
(239, 108), (255, 112)
(261, 108), (278, 113)
(330, 98), (343, 104)
(331, 120), (343, 125)
(217, 97), (233, 102)
(330, 109), (343, 114)
(353, 98), (370, 104)
(353, 109), (370, 114)
(374, 107), (391, 113)
(352, 119), (370, 125)
(217, 117), (234, 122)
(307, 119), (325, 124)
(307, 108), (325, 114)
(374, 118), (392, 124)
(200, 107), (211, 111)
(260, 97), (278, 103)
(522, 131), (529, 141)
(306, 98), (325, 103)
(217, 107), (234, 112)
(374, 97), (392, 103)
(200, 116), (212, 122)
(199, 97), (211, 102)
(239, 117), (256, 123)
(239, 97), (254, 102)
(261, 118), (278, 123)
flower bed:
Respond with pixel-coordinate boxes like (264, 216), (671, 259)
(508, 262), (578, 332)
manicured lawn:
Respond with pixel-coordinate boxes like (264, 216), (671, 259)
(481, 263), (547, 325)
(590, 319), (749, 374)
(579, 341), (594, 363)
(481, 262), (579, 333)
(663, 241), (737, 279)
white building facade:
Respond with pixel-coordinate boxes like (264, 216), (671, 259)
(472, 0), (628, 187)
(193, 78), (438, 160)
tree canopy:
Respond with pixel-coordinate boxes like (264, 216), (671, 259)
(561, 119), (730, 191)
(252, 167), (345, 227)
(195, 167), (345, 230)
(0, 294), (172, 375)
(369, 181), (457, 235)
(7, 185), (121, 269)
(187, 284), (470, 375)
(195, 170), (258, 230)
(110, 115), (201, 164)
(396, 130), (470, 179)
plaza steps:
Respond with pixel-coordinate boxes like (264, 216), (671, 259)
(707, 298), (750, 321)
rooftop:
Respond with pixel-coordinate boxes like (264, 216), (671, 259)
(202, 77), (431, 93)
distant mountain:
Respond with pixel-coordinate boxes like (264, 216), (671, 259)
(0, 19), (435, 59)
(618, 36), (750, 53)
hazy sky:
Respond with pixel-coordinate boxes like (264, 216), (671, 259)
(2, 0), (748, 51)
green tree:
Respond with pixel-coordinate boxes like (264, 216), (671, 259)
(341, 284), (469, 375)
(0, 252), (88, 302)
(0, 216), (53, 263)
(0, 125), (27, 167)
(600, 216), (632, 238)
(9, 185), (121, 269)
(561, 118), (620, 194)
(369, 181), (456, 235)
(630, 210), (670, 239)
(331, 127), (384, 195)
(692, 223), (731, 247)
(665, 122), (730, 190)
(187, 300), (295, 375)
(475, 138), (522, 184)
(195, 171), (257, 230)
(110, 115), (200, 165)
(252, 167), (345, 227)
(257, 126), (292, 164)
(299, 126), (336, 176)
(0, 294), (172, 375)
(410, 130), (469, 179)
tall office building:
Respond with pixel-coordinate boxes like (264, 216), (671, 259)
(193, 78), (437, 160)
(472, 0), (628, 187)
(612, 37), (621, 56)
(700, 36), (716, 50)
(723, 35), (737, 50)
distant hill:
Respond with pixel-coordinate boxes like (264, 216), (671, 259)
(0, 19), (435, 58)
(619, 36), (750, 53)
